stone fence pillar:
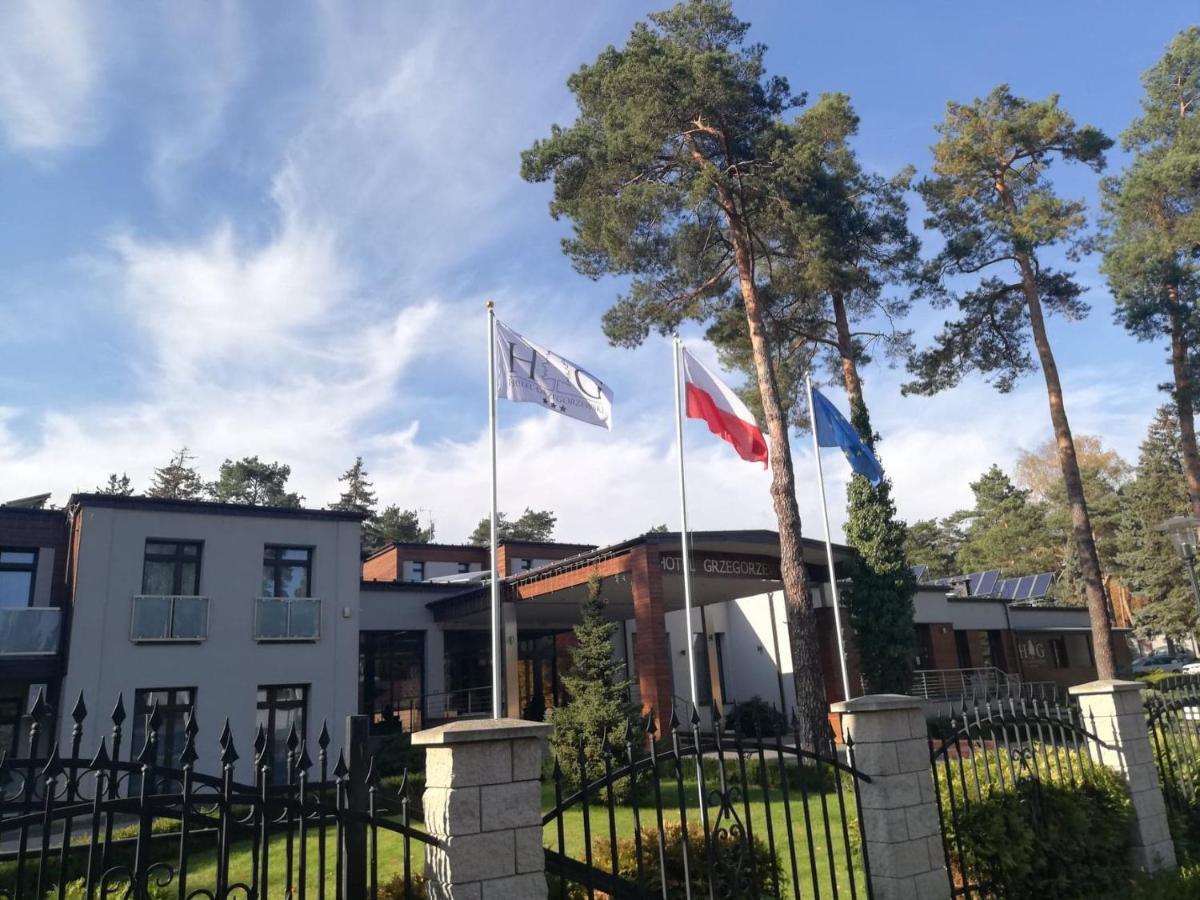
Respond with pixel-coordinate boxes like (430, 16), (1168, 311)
(831, 694), (949, 900)
(1069, 680), (1177, 873)
(412, 718), (553, 900)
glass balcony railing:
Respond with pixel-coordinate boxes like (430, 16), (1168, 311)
(130, 596), (210, 642)
(0, 607), (61, 655)
(254, 598), (321, 641)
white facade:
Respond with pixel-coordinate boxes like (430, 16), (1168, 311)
(60, 499), (363, 768)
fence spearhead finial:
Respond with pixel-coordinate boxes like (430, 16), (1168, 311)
(111, 693), (126, 726)
(333, 750), (349, 780)
(71, 692), (88, 725)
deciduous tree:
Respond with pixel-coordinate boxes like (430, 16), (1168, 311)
(1101, 27), (1200, 517)
(521, 0), (830, 739)
(906, 86), (1118, 676)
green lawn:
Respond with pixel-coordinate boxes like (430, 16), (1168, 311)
(2, 769), (868, 899)
(541, 773), (869, 898)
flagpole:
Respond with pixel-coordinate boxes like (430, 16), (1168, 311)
(672, 336), (701, 721)
(805, 374), (852, 702)
(488, 301), (502, 719)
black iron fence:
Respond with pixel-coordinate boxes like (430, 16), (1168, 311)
(542, 707), (872, 900)
(0, 691), (430, 900)
(929, 697), (1109, 899)
(1145, 675), (1200, 855)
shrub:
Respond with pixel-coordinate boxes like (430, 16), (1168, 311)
(548, 821), (780, 900)
(937, 748), (1134, 899)
(373, 731), (425, 778)
(725, 697), (787, 738)
(378, 870), (427, 899)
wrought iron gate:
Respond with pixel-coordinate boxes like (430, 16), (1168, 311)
(929, 697), (1107, 899)
(1145, 675), (1200, 853)
(0, 691), (431, 899)
(542, 708), (872, 900)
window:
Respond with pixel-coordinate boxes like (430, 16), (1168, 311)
(1050, 638), (1070, 669)
(411, 560), (425, 582)
(0, 549), (37, 608)
(257, 685), (307, 782)
(360, 631), (424, 732)
(131, 688), (195, 793)
(141, 541), (202, 596)
(520, 559), (533, 571)
(262, 547), (312, 598)
(457, 562), (469, 574)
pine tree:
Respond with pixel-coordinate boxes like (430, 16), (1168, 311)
(904, 518), (962, 580)
(97, 473), (134, 496)
(1117, 406), (1195, 640)
(522, 0), (830, 742)
(366, 506), (433, 555)
(146, 448), (206, 500)
(907, 86), (1118, 676)
(330, 457), (377, 515)
(548, 575), (637, 794)
(955, 466), (1060, 576)
(842, 403), (916, 694)
(208, 457), (303, 508)
(468, 508), (556, 545)
(1101, 28), (1200, 516)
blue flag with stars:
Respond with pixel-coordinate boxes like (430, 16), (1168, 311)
(811, 388), (884, 486)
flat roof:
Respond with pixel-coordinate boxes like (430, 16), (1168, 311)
(363, 538), (597, 562)
(70, 493), (367, 523)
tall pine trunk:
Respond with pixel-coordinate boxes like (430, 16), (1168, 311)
(1017, 254), (1117, 678)
(832, 294), (868, 438)
(1169, 293), (1200, 518)
(727, 206), (827, 745)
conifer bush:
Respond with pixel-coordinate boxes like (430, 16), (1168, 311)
(548, 574), (640, 796)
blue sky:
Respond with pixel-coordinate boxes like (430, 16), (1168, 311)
(0, 0), (1194, 545)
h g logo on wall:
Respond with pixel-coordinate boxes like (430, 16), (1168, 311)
(507, 340), (606, 400)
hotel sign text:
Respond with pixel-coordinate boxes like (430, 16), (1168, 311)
(659, 552), (781, 580)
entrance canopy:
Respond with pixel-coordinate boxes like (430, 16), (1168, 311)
(425, 529), (852, 630)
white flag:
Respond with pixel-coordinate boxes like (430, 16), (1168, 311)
(493, 319), (613, 429)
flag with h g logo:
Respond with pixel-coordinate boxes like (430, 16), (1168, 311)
(493, 319), (613, 429)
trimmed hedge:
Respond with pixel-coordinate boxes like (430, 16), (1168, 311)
(936, 747), (1134, 899)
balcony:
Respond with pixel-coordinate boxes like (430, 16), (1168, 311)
(131, 595), (210, 642)
(0, 607), (61, 655)
(254, 598), (321, 642)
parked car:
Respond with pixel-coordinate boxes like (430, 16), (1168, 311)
(1132, 653), (1195, 674)
(1182, 660), (1200, 676)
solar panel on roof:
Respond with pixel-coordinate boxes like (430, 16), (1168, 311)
(975, 570), (1000, 596)
(1029, 572), (1053, 598)
(911, 564), (928, 582)
(967, 572), (984, 594)
(999, 578), (1019, 600)
(1014, 575), (1036, 601)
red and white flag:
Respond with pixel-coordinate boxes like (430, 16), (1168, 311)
(681, 347), (768, 466)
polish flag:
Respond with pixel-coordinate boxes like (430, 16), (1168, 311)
(681, 347), (769, 466)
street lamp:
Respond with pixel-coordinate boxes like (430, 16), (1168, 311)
(1156, 515), (1200, 619)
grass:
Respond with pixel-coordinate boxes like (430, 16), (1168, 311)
(1, 763), (867, 898)
(0, 819), (429, 898)
(541, 769), (869, 898)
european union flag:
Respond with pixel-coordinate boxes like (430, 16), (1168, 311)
(811, 388), (884, 486)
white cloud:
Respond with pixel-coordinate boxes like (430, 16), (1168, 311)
(0, 0), (103, 153)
